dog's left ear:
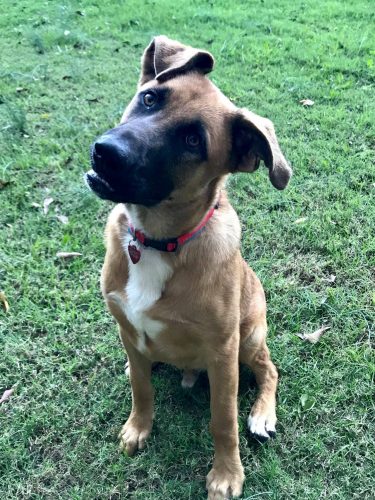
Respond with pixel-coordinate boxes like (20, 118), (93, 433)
(139, 35), (214, 86)
(231, 109), (292, 190)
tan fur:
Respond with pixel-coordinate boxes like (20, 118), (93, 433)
(96, 36), (292, 499)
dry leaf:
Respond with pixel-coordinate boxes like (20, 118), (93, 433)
(300, 394), (316, 411)
(43, 197), (54, 214)
(56, 252), (82, 259)
(300, 99), (314, 106)
(323, 274), (336, 283)
(0, 180), (11, 190)
(0, 387), (14, 404)
(56, 214), (69, 225)
(294, 217), (307, 224)
(0, 291), (10, 313)
(31, 202), (41, 208)
(296, 325), (330, 344)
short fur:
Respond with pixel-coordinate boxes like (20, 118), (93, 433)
(87, 36), (292, 499)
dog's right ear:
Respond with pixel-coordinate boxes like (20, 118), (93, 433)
(139, 35), (214, 86)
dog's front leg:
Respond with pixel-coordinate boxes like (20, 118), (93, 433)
(206, 347), (244, 499)
(118, 330), (154, 456)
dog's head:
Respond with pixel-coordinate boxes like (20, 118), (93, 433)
(86, 36), (292, 207)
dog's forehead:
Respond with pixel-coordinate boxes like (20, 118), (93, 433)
(162, 74), (218, 99)
(142, 73), (235, 122)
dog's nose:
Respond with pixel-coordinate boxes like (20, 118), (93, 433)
(93, 135), (126, 168)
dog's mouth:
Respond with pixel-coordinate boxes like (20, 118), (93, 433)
(84, 170), (117, 200)
(84, 169), (163, 206)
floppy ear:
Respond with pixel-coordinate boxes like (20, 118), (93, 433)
(139, 35), (214, 86)
(231, 109), (292, 190)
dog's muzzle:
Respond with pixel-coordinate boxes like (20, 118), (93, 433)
(92, 135), (129, 173)
(85, 133), (129, 201)
(85, 128), (174, 206)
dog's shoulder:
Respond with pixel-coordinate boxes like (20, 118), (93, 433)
(104, 203), (129, 244)
(101, 204), (129, 297)
(180, 192), (242, 267)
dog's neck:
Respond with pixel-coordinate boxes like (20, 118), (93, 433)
(124, 178), (225, 240)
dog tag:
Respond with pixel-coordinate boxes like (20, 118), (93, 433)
(128, 242), (141, 264)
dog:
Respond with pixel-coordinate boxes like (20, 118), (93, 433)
(85, 36), (292, 499)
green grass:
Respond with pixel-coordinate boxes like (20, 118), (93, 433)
(0, 0), (374, 498)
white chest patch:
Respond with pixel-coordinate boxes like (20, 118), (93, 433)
(123, 232), (173, 352)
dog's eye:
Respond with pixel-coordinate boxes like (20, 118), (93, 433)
(143, 92), (156, 107)
(186, 134), (200, 147)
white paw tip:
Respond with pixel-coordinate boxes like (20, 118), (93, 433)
(266, 422), (276, 434)
(248, 414), (276, 441)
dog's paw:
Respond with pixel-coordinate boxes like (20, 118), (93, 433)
(206, 462), (244, 499)
(181, 369), (199, 388)
(118, 416), (152, 456)
(247, 412), (276, 442)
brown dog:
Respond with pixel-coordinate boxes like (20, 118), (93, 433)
(86, 36), (292, 499)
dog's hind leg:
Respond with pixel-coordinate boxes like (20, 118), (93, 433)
(239, 320), (278, 441)
(118, 330), (154, 456)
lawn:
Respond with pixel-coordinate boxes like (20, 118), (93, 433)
(0, 0), (374, 498)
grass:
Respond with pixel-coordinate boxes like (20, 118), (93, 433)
(0, 0), (374, 498)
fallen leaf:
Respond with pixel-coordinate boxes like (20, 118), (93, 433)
(300, 99), (314, 106)
(0, 180), (10, 190)
(294, 217), (307, 224)
(0, 292), (10, 313)
(31, 202), (41, 208)
(86, 97), (100, 103)
(300, 394), (316, 411)
(296, 325), (330, 344)
(0, 387), (14, 404)
(64, 30), (70, 36)
(56, 214), (69, 224)
(40, 113), (50, 120)
(43, 197), (54, 214)
(323, 274), (336, 283)
(56, 252), (82, 259)
(75, 10), (85, 16)
(16, 87), (28, 93)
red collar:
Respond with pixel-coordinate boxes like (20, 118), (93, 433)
(127, 200), (219, 263)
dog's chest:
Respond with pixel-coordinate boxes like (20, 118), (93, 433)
(123, 235), (173, 351)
